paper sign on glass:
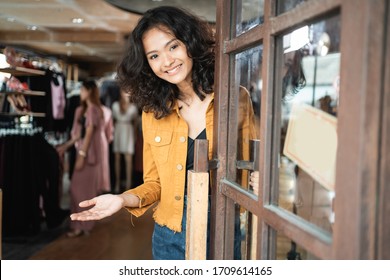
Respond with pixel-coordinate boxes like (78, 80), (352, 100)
(283, 103), (337, 191)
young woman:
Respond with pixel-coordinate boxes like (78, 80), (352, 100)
(57, 80), (112, 237)
(70, 6), (257, 258)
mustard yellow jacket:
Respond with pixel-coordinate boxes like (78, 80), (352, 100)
(124, 90), (256, 232)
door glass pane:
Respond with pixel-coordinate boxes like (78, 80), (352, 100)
(277, 0), (309, 15)
(235, 205), (258, 260)
(276, 231), (318, 259)
(232, 45), (262, 195)
(277, 14), (340, 233)
(235, 0), (264, 36)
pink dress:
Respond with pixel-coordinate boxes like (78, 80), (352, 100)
(69, 104), (112, 232)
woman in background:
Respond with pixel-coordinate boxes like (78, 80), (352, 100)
(111, 90), (139, 193)
(57, 79), (112, 237)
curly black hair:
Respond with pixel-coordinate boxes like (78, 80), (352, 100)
(282, 49), (306, 101)
(117, 6), (215, 119)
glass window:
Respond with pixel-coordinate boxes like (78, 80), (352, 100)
(235, 0), (264, 36)
(277, 0), (309, 15)
(231, 45), (262, 194)
(235, 205), (258, 259)
(275, 230), (312, 259)
(276, 14), (340, 233)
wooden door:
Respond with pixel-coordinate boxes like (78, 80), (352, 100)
(210, 0), (389, 259)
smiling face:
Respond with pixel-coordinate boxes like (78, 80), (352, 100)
(142, 26), (193, 88)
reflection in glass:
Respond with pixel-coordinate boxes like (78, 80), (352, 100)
(235, 0), (264, 36)
(277, 0), (308, 15)
(234, 45), (262, 194)
(235, 205), (258, 260)
(275, 230), (315, 259)
(277, 15), (340, 233)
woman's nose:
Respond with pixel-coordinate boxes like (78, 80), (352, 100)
(163, 53), (174, 67)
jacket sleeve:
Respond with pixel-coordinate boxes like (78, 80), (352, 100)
(123, 112), (161, 217)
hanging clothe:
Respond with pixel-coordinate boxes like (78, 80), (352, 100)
(19, 69), (68, 132)
(0, 129), (65, 236)
(50, 73), (66, 120)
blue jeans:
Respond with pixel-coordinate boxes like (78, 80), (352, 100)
(152, 197), (211, 260)
(152, 221), (187, 259)
(151, 197), (241, 260)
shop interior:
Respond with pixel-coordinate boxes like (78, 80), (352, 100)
(0, 0), (216, 260)
(1, 0), (389, 261)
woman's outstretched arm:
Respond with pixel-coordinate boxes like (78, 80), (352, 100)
(70, 193), (140, 221)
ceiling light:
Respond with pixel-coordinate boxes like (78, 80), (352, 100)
(6, 17), (15, 22)
(72, 18), (84, 24)
(65, 42), (73, 47)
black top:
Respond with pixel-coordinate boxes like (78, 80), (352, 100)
(184, 128), (207, 194)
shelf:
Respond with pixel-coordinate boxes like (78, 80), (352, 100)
(0, 112), (46, 117)
(0, 66), (45, 76)
(1, 90), (46, 96)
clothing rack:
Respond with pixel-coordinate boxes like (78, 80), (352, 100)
(0, 126), (42, 137)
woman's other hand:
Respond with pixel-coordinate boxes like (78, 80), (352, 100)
(249, 171), (259, 195)
(56, 144), (67, 157)
(74, 155), (85, 170)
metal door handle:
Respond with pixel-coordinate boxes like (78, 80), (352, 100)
(236, 139), (260, 171)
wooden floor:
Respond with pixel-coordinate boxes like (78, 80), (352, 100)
(29, 208), (154, 260)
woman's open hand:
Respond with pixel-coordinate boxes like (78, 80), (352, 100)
(70, 194), (125, 221)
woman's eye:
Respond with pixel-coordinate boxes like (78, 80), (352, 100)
(149, 54), (158, 60)
(170, 44), (179, 51)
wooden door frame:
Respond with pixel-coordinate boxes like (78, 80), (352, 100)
(209, 0), (232, 260)
(211, 0), (389, 260)
(332, 0), (387, 259)
(374, 0), (390, 260)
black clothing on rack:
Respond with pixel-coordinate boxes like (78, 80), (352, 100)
(0, 130), (67, 237)
(100, 79), (120, 109)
